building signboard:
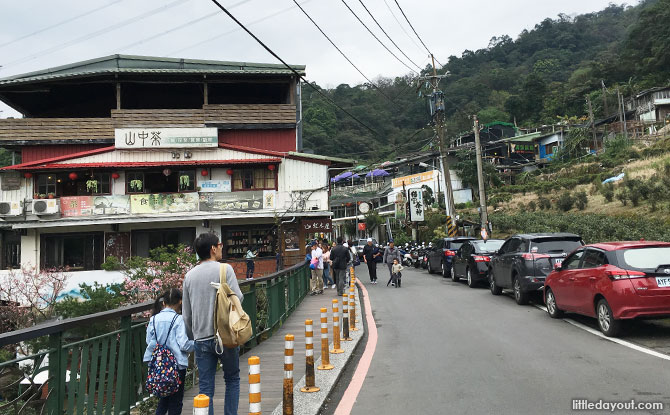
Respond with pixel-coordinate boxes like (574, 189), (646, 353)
(407, 188), (424, 222)
(130, 193), (198, 214)
(1, 172), (21, 191)
(392, 170), (437, 188)
(115, 128), (218, 149)
(301, 219), (332, 232)
(61, 196), (130, 217)
(199, 180), (231, 193)
(198, 191), (264, 211)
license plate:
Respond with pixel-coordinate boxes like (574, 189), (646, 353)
(554, 259), (563, 266)
(656, 277), (670, 288)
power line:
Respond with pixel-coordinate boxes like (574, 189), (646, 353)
(355, 0), (422, 71)
(392, 0), (442, 67)
(291, 0), (394, 103)
(0, 0), (125, 50)
(381, 0), (424, 56)
(3, 0), (190, 69)
(339, 0), (417, 74)
(207, 0), (382, 138)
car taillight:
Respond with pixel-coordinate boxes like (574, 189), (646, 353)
(473, 255), (490, 262)
(521, 253), (550, 260)
(444, 250), (455, 257)
(605, 267), (646, 280)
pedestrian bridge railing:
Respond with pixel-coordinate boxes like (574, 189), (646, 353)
(0, 261), (310, 414)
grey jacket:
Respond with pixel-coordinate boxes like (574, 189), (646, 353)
(383, 246), (402, 264)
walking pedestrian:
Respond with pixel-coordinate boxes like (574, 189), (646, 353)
(182, 232), (243, 415)
(144, 288), (194, 415)
(322, 242), (335, 289)
(330, 237), (349, 296)
(387, 258), (404, 287)
(245, 246), (257, 280)
(362, 238), (380, 284)
(383, 241), (402, 283)
(310, 241), (324, 295)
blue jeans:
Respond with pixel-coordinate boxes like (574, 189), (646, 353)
(156, 369), (185, 415)
(323, 264), (334, 286)
(194, 340), (240, 415)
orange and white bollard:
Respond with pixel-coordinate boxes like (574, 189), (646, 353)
(283, 334), (294, 415)
(248, 356), (261, 415)
(193, 394), (209, 415)
(300, 319), (320, 393)
(341, 293), (352, 341)
(349, 287), (358, 331)
(317, 308), (334, 370)
(331, 299), (343, 354)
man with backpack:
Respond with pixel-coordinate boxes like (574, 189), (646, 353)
(183, 232), (243, 415)
(330, 237), (350, 296)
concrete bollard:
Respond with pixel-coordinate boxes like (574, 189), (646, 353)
(317, 308), (334, 370)
(331, 299), (344, 354)
(349, 287), (359, 332)
(341, 293), (352, 341)
(300, 319), (320, 393)
(283, 334), (294, 415)
(248, 356), (261, 415)
(193, 394), (209, 415)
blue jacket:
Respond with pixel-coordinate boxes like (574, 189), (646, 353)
(143, 308), (194, 370)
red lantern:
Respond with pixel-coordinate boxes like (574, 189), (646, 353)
(267, 164), (276, 171)
(201, 169), (209, 177)
(111, 172), (120, 180)
(23, 172), (32, 179)
(68, 172), (78, 181)
(346, 202), (352, 207)
(226, 169), (234, 176)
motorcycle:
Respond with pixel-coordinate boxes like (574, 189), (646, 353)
(402, 244), (413, 267)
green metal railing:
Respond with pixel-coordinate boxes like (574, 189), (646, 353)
(0, 261), (309, 414)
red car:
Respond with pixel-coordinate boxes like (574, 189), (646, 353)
(544, 241), (670, 336)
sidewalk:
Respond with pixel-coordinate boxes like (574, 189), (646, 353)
(182, 283), (360, 414)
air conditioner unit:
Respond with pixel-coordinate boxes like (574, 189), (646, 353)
(0, 201), (22, 216)
(31, 199), (59, 215)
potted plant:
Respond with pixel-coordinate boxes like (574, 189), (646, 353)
(33, 193), (39, 199)
(86, 179), (98, 193)
(179, 175), (190, 190)
(39, 193), (46, 199)
(130, 179), (143, 192)
(47, 193), (55, 199)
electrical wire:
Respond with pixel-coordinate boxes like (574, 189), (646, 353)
(381, 0), (424, 55)
(338, 0), (417, 74)
(3, 0), (190, 69)
(291, 0), (394, 103)
(392, 0), (442, 67)
(207, 0), (382, 139)
(355, 0), (422, 71)
(0, 0), (126, 50)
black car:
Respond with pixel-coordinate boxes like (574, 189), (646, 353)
(489, 233), (584, 305)
(426, 237), (476, 277)
(451, 239), (505, 287)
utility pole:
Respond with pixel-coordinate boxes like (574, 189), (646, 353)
(586, 96), (597, 152)
(601, 80), (610, 117)
(617, 87), (628, 140)
(473, 115), (488, 229)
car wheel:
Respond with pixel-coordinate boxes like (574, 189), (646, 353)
(597, 298), (621, 337)
(489, 271), (502, 295)
(441, 261), (449, 278)
(427, 259), (434, 274)
(545, 288), (563, 318)
(513, 277), (529, 305)
(467, 268), (476, 288)
(450, 265), (459, 282)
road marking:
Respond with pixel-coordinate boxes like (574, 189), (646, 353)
(532, 304), (670, 362)
(334, 280), (377, 415)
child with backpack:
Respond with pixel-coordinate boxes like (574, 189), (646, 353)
(143, 288), (194, 414)
(386, 258), (404, 288)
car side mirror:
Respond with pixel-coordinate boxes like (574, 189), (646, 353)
(553, 262), (562, 271)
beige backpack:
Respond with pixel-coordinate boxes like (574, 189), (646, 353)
(214, 263), (252, 353)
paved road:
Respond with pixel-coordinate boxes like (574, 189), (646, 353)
(341, 264), (670, 415)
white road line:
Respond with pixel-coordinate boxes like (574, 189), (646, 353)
(532, 304), (670, 362)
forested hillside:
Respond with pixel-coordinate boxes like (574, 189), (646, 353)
(302, 0), (670, 160)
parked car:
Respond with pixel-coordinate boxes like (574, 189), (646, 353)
(544, 241), (670, 336)
(426, 237), (476, 277)
(451, 239), (505, 287)
(489, 233), (584, 305)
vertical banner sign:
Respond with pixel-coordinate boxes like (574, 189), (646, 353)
(408, 189), (424, 222)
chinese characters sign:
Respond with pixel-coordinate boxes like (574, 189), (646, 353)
(392, 170), (437, 188)
(301, 219), (332, 232)
(115, 128), (218, 149)
(61, 196), (130, 217)
(130, 193), (198, 214)
(408, 188), (424, 222)
(199, 180), (231, 193)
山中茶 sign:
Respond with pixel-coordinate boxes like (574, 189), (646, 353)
(115, 128), (218, 149)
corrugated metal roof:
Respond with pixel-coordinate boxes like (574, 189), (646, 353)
(0, 54), (306, 86)
(288, 152), (355, 164)
(505, 132), (542, 143)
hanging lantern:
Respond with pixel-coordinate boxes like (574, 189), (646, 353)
(23, 172), (32, 179)
(111, 172), (120, 180)
(162, 168), (172, 177)
(346, 202), (352, 207)
(226, 169), (234, 176)
(68, 172), (78, 181)
(201, 169), (209, 177)
(267, 164), (276, 171)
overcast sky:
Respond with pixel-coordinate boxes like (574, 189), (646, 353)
(0, 0), (622, 118)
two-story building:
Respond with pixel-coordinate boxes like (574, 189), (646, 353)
(0, 55), (352, 278)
